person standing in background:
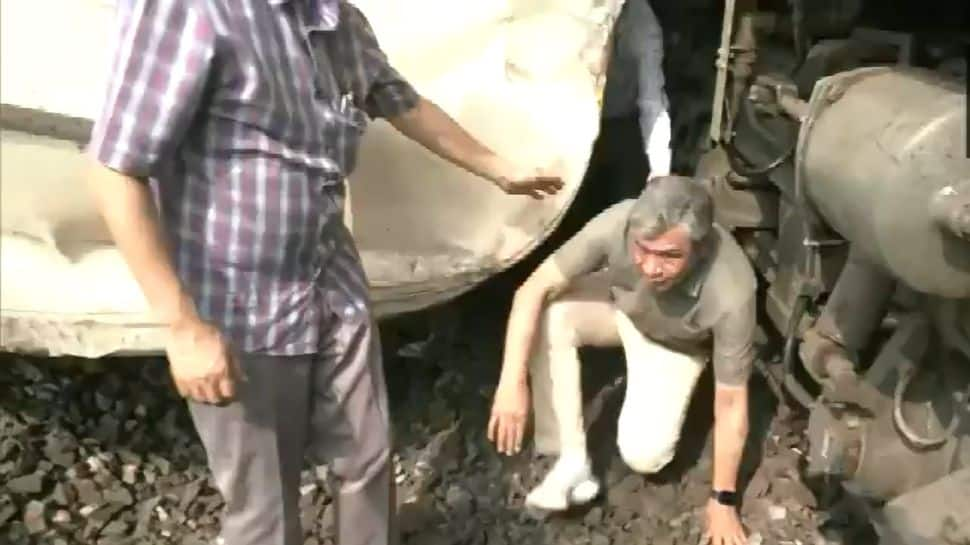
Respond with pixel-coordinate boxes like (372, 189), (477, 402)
(537, 0), (672, 268)
(85, 1), (562, 544)
(599, 0), (673, 202)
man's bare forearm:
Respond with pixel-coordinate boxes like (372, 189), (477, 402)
(712, 385), (749, 491)
(388, 97), (509, 184)
(85, 160), (196, 326)
(498, 262), (569, 385)
(499, 286), (547, 386)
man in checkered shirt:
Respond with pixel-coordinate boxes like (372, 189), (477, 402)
(85, 1), (563, 544)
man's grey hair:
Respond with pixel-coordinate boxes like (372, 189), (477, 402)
(626, 175), (714, 243)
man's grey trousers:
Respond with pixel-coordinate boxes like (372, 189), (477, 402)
(188, 234), (396, 545)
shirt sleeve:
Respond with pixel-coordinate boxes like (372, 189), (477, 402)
(711, 293), (757, 386)
(550, 200), (632, 280)
(344, 6), (420, 119)
(87, 0), (216, 179)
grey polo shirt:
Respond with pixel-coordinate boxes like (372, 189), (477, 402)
(550, 200), (758, 386)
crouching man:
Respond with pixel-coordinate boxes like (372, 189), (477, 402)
(487, 176), (756, 543)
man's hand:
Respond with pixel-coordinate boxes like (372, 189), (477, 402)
(388, 98), (564, 199)
(491, 162), (564, 199)
(702, 499), (747, 545)
(84, 160), (243, 406)
(487, 379), (531, 455)
(166, 316), (241, 405)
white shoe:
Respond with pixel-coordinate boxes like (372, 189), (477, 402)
(525, 454), (601, 511)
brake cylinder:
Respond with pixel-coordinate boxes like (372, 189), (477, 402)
(800, 67), (970, 298)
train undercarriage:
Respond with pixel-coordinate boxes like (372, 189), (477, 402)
(665, 0), (970, 542)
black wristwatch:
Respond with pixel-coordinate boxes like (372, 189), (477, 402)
(711, 489), (739, 507)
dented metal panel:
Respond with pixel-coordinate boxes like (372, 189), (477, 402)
(0, 0), (625, 357)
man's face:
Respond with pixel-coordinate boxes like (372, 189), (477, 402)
(630, 225), (693, 291)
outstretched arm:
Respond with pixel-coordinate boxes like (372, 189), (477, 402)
(501, 261), (569, 389)
(344, 5), (563, 199)
(706, 383), (749, 545)
(705, 296), (757, 544)
(388, 98), (563, 199)
(712, 383), (749, 497)
(487, 203), (625, 455)
(487, 258), (569, 456)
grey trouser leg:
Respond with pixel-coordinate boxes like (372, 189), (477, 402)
(189, 354), (313, 545)
(312, 268), (395, 545)
(189, 223), (396, 545)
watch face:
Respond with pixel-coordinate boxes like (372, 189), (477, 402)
(712, 490), (739, 506)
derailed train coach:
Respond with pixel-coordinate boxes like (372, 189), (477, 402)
(673, 0), (969, 542)
(1, 0), (969, 543)
(0, 0), (624, 357)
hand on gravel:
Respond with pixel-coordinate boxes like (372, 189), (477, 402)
(700, 499), (747, 545)
(487, 379), (530, 455)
